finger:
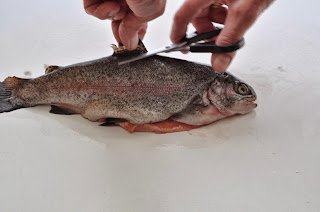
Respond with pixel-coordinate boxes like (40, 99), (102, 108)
(111, 20), (121, 44)
(212, 2), (262, 72)
(126, 0), (166, 18)
(119, 13), (147, 50)
(192, 18), (215, 34)
(171, 0), (214, 43)
(190, 5), (229, 72)
(191, 8), (215, 33)
(211, 52), (235, 73)
(112, 13), (147, 48)
(112, 6), (128, 21)
(85, 1), (120, 20)
(114, 21), (147, 45)
(191, 6), (228, 33)
(83, 0), (99, 11)
(138, 23), (148, 41)
(216, 2), (261, 46)
(214, 0), (274, 45)
(208, 5), (228, 24)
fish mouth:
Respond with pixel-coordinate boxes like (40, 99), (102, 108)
(246, 96), (257, 108)
(247, 96), (257, 102)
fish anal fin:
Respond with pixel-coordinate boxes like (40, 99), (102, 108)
(45, 65), (59, 74)
(111, 40), (147, 55)
(118, 119), (203, 134)
(100, 118), (128, 126)
(50, 104), (80, 115)
(98, 118), (107, 123)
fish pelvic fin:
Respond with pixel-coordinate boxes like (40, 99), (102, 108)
(111, 40), (147, 55)
(50, 104), (80, 115)
(0, 77), (27, 113)
(118, 119), (202, 134)
(100, 118), (128, 126)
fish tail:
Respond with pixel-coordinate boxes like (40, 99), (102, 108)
(0, 76), (27, 113)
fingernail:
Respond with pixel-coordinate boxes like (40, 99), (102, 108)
(108, 10), (118, 17)
(213, 54), (231, 72)
(112, 15), (121, 21)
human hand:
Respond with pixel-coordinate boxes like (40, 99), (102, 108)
(171, 0), (274, 72)
(84, 0), (166, 50)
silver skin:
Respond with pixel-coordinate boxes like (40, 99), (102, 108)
(0, 42), (257, 127)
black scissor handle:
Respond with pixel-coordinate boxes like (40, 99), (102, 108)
(189, 37), (245, 53)
(181, 28), (222, 45)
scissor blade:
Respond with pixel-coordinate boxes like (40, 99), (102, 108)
(118, 52), (156, 65)
(118, 43), (184, 65)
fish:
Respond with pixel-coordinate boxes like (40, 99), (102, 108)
(0, 42), (257, 133)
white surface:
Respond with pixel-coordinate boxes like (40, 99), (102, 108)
(1, 0), (320, 211)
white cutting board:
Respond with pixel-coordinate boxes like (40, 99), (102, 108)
(0, 0), (319, 211)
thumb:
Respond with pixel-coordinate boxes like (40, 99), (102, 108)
(212, 2), (260, 72)
(119, 13), (147, 50)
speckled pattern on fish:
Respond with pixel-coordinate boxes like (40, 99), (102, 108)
(0, 42), (257, 133)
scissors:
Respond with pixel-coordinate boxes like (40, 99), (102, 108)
(118, 27), (245, 65)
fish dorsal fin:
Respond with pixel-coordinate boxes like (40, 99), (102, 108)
(111, 40), (147, 55)
(44, 65), (60, 74)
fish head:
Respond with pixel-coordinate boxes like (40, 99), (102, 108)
(208, 72), (257, 115)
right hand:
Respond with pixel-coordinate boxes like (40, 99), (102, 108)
(84, 0), (166, 50)
(171, 0), (274, 72)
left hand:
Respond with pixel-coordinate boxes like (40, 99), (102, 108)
(84, 0), (166, 50)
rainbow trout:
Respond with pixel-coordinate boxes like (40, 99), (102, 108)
(0, 42), (257, 133)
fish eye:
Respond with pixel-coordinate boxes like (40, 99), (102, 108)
(237, 84), (251, 95)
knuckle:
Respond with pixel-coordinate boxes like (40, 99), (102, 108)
(218, 33), (238, 46)
(232, 3), (259, 23)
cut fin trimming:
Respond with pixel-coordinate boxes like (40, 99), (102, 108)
(111, 40), (147, 55)
(45, 65), (60, 74)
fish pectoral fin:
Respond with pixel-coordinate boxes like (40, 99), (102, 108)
(49, 104), (80, 115)
(118, 119), (202, 134)
(100, 118), (128, 126)
(44, 65), (60, 74)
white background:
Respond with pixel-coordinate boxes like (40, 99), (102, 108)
(1, 0), (320, 211)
